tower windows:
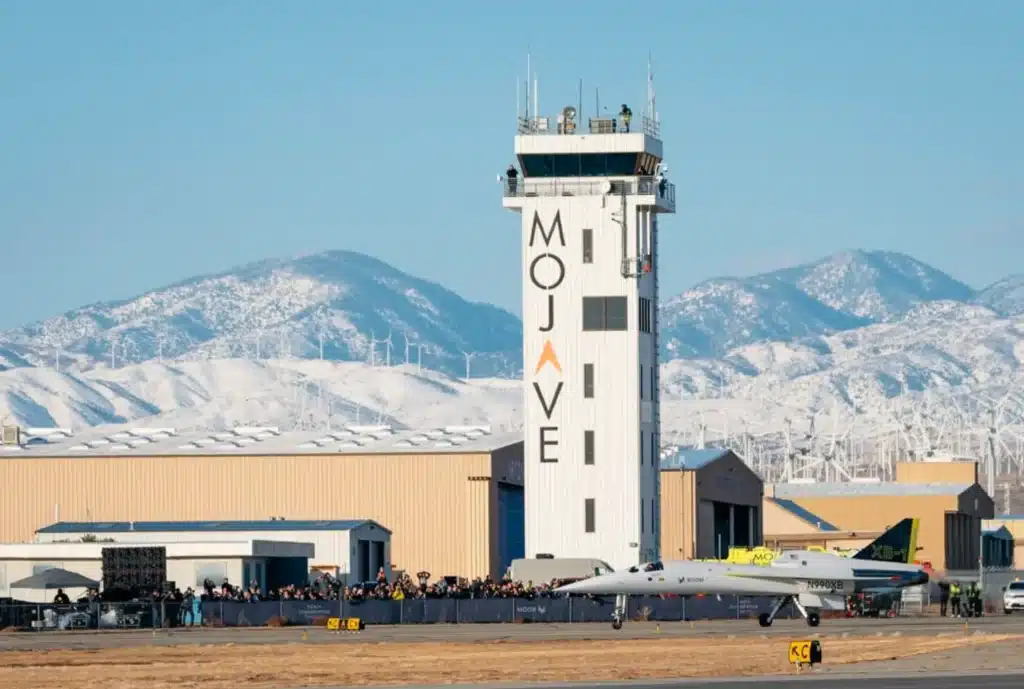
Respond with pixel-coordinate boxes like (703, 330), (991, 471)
(583, 363), (594, 398)
(584, 430), (595, 465)
(639, 297), (652, 333)
(582, 229), (593, 264)
(582, 296), (627, 331)
(585, 498), (596, 533)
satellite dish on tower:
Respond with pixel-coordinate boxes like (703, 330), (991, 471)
(562, 105), (577, 121)
(601, 179), (613, 195)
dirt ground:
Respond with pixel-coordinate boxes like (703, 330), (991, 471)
(1, 633), (1017, 689)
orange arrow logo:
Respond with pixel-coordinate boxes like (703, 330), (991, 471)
(534, 339), (562, 375)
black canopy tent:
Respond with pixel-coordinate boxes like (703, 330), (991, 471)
(9, 567), (99, 590)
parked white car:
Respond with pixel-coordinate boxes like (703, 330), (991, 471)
(1003, 581), (1024, 613)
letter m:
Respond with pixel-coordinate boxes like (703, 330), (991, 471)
(529, 210), (566, 248)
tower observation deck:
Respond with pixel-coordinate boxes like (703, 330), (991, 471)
(502, 70), (675, 570)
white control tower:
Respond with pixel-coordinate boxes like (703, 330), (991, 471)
(502, 68), (675, 570)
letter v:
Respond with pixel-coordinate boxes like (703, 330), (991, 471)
(532, 381), (563, 420)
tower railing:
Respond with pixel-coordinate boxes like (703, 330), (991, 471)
(516, 115), (660, 139)
(503, 176), (675, 206)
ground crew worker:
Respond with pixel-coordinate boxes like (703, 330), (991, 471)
(619, 104), (632, 132)
(938, 580), (950, 616)
(506, 164), (518, 195)
(950, 581), (961, 616)
(970, 581), (983, 616)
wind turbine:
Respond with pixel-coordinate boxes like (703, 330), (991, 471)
(461, 351), (476, 381)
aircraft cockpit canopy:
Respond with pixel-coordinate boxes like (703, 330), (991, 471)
(644, 561), (664, 572)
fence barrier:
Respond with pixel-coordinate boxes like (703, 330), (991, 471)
(0, 596), (806, 631)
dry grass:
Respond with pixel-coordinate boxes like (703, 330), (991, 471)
(0, 633), (1017, 689)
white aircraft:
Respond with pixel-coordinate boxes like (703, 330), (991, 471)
(555, 517), (928, 629)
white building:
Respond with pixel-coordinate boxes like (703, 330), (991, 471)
(33, 519), (391, 586)
(502, 76), (675, 569)
(0, 539), (313, 601)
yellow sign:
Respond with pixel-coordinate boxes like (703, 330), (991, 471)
(345, 617), (362, 631)
(326, 617), (341, 631)
(788, 640), (821, 666)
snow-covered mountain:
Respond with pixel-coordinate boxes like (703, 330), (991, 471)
(2, 247), (1024, 458)
(659, 249), (976, 358)
(770, 249), (976, 321)
(0, 251), (523, 379)
(976, 275), (1024, 316)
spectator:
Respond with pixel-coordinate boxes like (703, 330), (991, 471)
(192, 568), (582, 603)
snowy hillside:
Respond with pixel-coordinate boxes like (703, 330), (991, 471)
(769, 249), (975, 321)
(0, 359), (523, 433)
(3, 247), (1024, 458)
(660, 249), (976, 358)
(0, 251), (523, 379)
(1, 303), (1021, 444)
(976, 275), (1024, 316)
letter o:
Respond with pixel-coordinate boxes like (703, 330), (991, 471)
(529, 253), (565, 291)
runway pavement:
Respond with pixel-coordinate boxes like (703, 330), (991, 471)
(2, 613), (1023, 651)
(348, 675), (1024, 689)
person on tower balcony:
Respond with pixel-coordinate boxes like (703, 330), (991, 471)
(506, 164), (519, 195)
(620, 104), (632, 132)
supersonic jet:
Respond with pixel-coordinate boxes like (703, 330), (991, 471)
(555, 517), (928, 629)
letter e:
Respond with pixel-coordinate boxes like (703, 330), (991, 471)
(539, 426), (558, 462)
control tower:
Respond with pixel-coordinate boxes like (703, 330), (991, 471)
(502, 72), (675, 570)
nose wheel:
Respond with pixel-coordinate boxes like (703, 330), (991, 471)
(611, 593), (628, 630)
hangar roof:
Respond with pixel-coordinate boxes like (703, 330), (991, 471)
(37, 519), (391, 534)
(766, 497), (840, 531)
(659, 448), (731, 471)
(772, 482), (971, 498)
(981, 525), (1013, 539)
(0, 425), (521, 458)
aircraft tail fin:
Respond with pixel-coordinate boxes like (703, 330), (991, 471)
(853, 518), (920, 564)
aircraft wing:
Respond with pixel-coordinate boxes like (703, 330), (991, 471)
(723, 569), (904, 585)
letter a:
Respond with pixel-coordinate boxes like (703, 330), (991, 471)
(534, 340), (562, 375)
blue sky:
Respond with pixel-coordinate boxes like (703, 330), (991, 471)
(1, 1), (1021, 329)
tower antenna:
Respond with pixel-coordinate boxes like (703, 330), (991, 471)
(526, 52), (531, 122)
(578, 77), (583, 127)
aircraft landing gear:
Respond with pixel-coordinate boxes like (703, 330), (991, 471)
(611, 593), (628, 630)
(757, 596), (822, 627)
(758, 595), (792, 627)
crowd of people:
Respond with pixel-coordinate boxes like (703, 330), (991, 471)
(187, 569), (571, 604)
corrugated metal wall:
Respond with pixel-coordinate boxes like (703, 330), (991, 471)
(0, 451), (505, 579)
(793, 495), (955, 568)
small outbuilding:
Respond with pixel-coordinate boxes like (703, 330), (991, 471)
(34, 519), (390, 585)
(660, 448), (765, 559)
(981, 525), (1014, 569)
(0, 539), (313, 599)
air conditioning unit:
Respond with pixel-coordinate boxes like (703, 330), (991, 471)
(1, 425), (21, 446)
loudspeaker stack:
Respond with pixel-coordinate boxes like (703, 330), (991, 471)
(101, 546), (168, 592)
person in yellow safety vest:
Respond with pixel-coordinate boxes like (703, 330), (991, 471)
(950, 582), (961, 616)
(620, 104), (632, 133)
(969, 581), (982, 616)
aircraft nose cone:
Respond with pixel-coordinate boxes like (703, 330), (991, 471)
(555, 577), (611, 595)
(917, 570), (930, 586)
